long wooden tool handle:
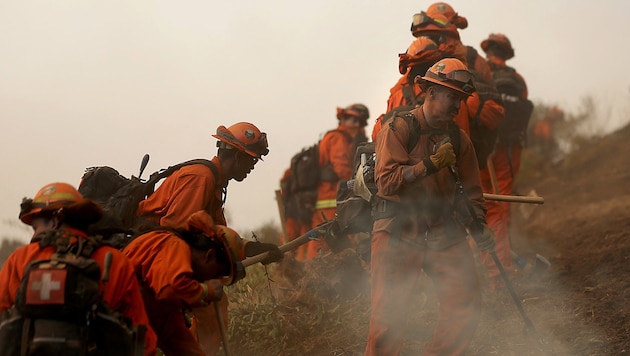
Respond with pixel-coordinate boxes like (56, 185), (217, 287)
(483, 193), (544, 204)
(242, 223), (330, 267)
(275, 189), (289, 242)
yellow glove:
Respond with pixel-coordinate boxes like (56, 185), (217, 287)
(430, 142), (456, 170)
(415, 142), (456, 176)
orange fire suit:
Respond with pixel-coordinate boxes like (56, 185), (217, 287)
(306, 126), (357, 259)
(372, 65), (502, 145)
(123, 230), (217, 356)
(437, 37), (505, 138)
(0, 227), (157, 355)
(366, 107), (484, 356)
(479, 56), (529, 284)
(280, 168), (311, 260)
(136, 156), (228, 355)
(137, 157), (226, 229)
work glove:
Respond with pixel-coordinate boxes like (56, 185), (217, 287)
(413, 142), (456, 176)
(201, 279), (224, 305)
(473, 223), (496, 252)
(245, 241), (284, 265)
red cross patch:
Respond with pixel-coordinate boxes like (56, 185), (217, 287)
(26, 269), (66, 305)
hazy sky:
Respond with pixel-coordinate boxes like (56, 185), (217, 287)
(2, 0), (629, 242)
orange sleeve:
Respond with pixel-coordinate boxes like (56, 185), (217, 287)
(320, 128), (354, 181)
(371, 114), (385, 142)
(475, 98), (505, 130)
(0, 248), (25, 312)
(158, 168), (215, 229)
(134, 236), (205, 307)
(137, 158), (227, 228)
(96, 248), (157, 355)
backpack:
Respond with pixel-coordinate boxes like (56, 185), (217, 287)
(465, 46), (503, 169)
(0, 230), (145, 356)
(335, 110), (461, 234)
(488, 62), (535, 146)
(78, 156), (218, 241)
(288, 130), (352, 223)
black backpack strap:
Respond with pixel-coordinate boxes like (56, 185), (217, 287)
(395, 112), (462, 156)
(146, 159), (218, 189)
(37, 230), (103, 258)
(466, 46), (478, 69)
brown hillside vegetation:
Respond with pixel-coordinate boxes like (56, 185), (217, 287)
(227, 122), (630, 355)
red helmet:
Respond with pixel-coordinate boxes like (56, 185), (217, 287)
(481, 33), (515, 59)
(417, 58), (475, 96)
(212, 122), (269, 159)
(410, 12), (459, 40)
(336, 103), (370, 127)
(19, 182), (101, 226)
(398, 37), (443, 75)
(426, 2), (468, 29)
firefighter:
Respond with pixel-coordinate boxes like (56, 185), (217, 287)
(480, 33), (534, 288)
(0, 182), (157, 355)
(135, 122), (282, 354)
(409, 2), (504, 138)
(365, 58), (494, 355)
(371, 23), (449, 141)
(279, 167), (311, 261)
(532, 106), (565, 162)
(123, 210), (280, 355)
(305, 104), (369, 259)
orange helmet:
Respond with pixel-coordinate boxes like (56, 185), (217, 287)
(410, 12), (459, 40)
(336, 103), (370, 127)
(547, 106), (565, 121)
(185, 211), (248, 285)
(398, 37), (443, 74)
(480, 33), (515, 60)
(19, 182), (98, 225)
(214, 225), (248, 285)
(417, 58), (475, 96)
(212, 122), (269, 160)
(426, 2), (468, 29)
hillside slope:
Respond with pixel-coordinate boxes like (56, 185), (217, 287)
(228, 122), (630, 355)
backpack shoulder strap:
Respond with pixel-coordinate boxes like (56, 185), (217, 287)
(148, 159), (218, 185)
(466, 46), (478, 69)
(37, 230), (103, 259)
(393, 112), (462, 156)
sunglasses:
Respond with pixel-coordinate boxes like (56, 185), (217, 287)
(425, 69), (475, 94)
(412, 12), (451, 29)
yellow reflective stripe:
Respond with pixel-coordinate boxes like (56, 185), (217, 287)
(33, 192), (78, 204)
(315, 199), (337, 209)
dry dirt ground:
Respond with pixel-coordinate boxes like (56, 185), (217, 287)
(228, 123), (630, 355)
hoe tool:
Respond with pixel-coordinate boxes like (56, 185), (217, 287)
(449, 165), (540, 338)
